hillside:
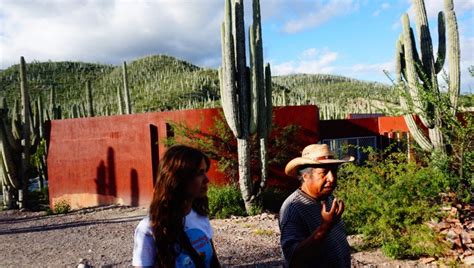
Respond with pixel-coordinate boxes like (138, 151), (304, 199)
(0, 55), (221, 117)
(9, 55), (471, 119)
(272, 74), (398, 119)
(0, 61), (114, 113)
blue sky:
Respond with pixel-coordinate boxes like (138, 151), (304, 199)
(1, 0), (473, 92)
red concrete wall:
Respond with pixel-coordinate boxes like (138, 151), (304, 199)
(47, 106), (318, 209)
(378, 116), (409, 134)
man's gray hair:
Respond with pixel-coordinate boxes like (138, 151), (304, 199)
(297, 166), (313, 182)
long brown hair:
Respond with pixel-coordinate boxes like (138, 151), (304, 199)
(149, 144), (210, 267)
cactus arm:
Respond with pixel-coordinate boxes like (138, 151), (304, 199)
(20, 56), (31, 208)
(396, 37), (408, 82)
(253, 0), (265, 138)
(20, 56), (31, 155)
(86, 80), (94, 117)
(402, 14), (433, 129)
(397, 41), (433, 151)
(49, 85), (55, 120)
(408, 27), (426, 84)
(445, 0), (460, 114)
(403, 113), (434, 151)
(29, 100), (40, 153)
(11, 99), (21, 141)
(0, 142), (20, 189)
(0, 104), (20, 153)
(396, 36), (408, 82)
(265, 63), (272, 132)
(37, 97), (44, 138)
(122, 61), (132, 114)
(0, 117), (21, 182)
(434, 11), (446, 74)
(401, 16), (421, 113)
(413, 0), (436, 83)
(234, 0), (250, 138)
(117, 85), (124, 115)
(249, 25), (258, 135)
(221, 0), (241, 138)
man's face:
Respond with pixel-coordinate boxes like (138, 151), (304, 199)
(302, 165), (338, 199)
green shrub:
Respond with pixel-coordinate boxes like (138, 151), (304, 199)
(207, 184), (245, 219)
(337, 149), (452, 259)
(247, 205), (263, 216)
(52, 199), (71, 214)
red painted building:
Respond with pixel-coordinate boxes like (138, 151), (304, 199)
(47, 106), (411, 209)
(47, 106), (319, 209)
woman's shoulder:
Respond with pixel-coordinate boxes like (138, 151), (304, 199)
(187, 209), (208, 219)
(136, 215), (152, 233)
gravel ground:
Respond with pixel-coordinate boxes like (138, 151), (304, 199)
(0, 205), (445, 267)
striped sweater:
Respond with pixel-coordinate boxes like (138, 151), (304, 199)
(279, 189), (350, 268)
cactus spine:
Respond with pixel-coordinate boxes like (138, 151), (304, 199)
(395, 0), (460, 153)
(220, 0), (272, 211)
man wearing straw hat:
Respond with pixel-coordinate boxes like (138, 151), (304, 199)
(279, 144), (354, 267)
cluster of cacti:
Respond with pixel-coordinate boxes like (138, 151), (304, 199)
(395, 0), (460, 153)
(0, 57), (41, 209)
(271, 74), (398, 119)
(0, 55), (222, 118)
(219, 0), (272, 211)
(0, 54), (424, 121)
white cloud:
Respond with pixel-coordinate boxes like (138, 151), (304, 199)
(459, 35), (474, 93)
(408, 0), (474, 20)
(0, 0), (224, 69)
(391, 21), (401, 31)
(342, 61), (394, 83)
(373, 2), (390, 16)
(272, 48), (338, 75)
(282, 0), (359, 33)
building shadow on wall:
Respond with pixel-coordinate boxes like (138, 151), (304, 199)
(95, 147), (117, 205)
(130, 168), (139, 206)
(95, 147), (141, 206)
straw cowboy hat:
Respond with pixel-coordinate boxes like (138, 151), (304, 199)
(285, 144), (355, 177)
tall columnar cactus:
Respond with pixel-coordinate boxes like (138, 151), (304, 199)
(122, 61), (132, 114)
(220, 0), (272, 212)
(86, 80), (94, 117)
(0, 57), (40, 209)
(395, 0), (460, 153)
(117, 85), (124, 115)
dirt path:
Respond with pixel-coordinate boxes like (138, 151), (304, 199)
(0, 206), (441, 267)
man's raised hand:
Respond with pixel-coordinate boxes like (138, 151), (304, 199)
(321, 198), (345, 229)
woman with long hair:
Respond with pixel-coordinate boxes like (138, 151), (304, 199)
(132, 145), (220, 267)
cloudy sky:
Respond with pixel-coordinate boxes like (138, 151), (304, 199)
(1, 0), (473, 92)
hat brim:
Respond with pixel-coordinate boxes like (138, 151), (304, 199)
(285, 156), (355, 177)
